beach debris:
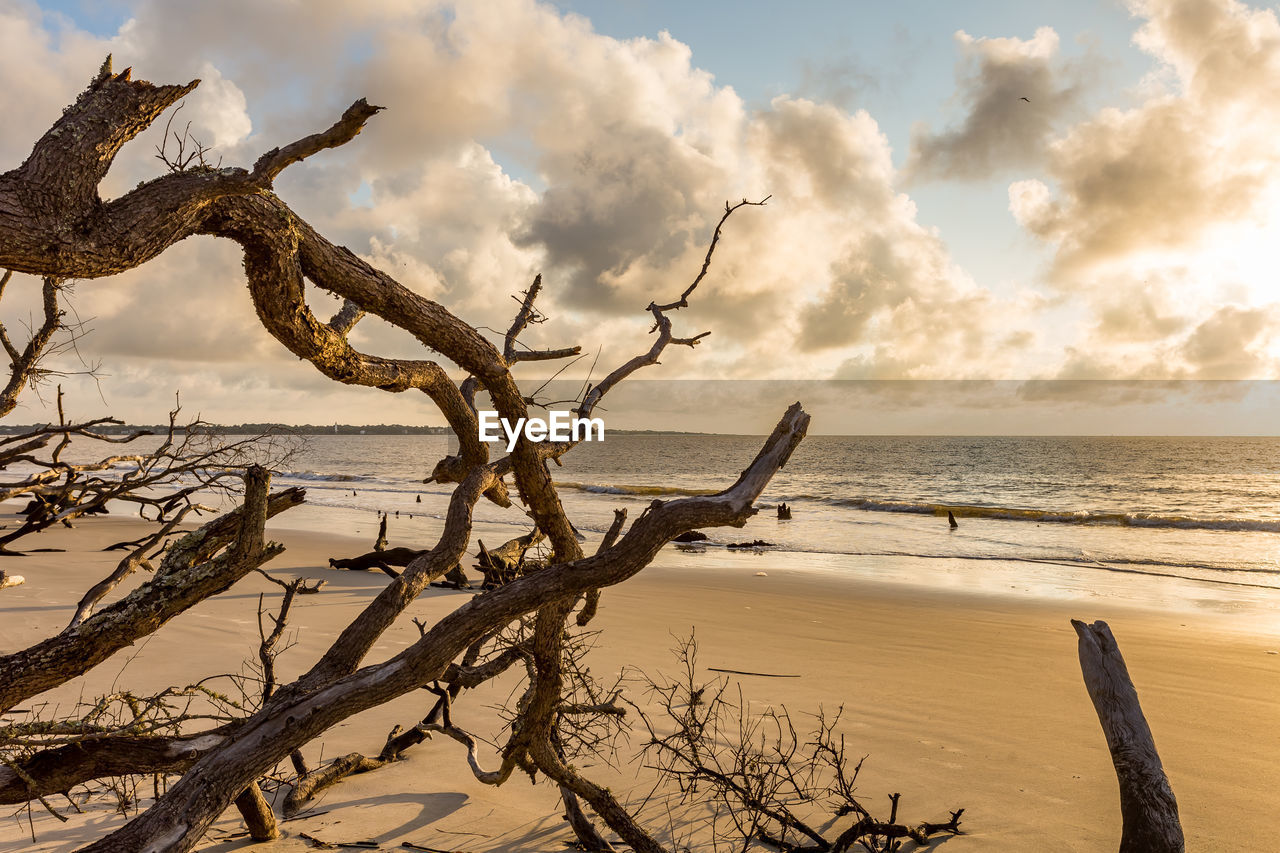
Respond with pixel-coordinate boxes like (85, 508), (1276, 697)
(755, 571), (768, 577)
(475, 526), (545, 588)
(329, 547), (424, 578)
(0, 571), (24, 591)
(637, 636), (963, 850)
(329, 515), (470, 587)
(416, 494), (422, 502)
(948, 510), (959, 529)
(1073, 619), (1184, 853)
(727, 539), (775, 549)
(235, 780), (279, 841)
(672, 530), (708, 543)
(300, 835), (380, 849)
(777, 502), (792, 519)
(1267, 650), (1279, 655)
(708, 667), (799, 678)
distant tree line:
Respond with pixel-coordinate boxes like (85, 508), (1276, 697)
(0, 422), (455, 436)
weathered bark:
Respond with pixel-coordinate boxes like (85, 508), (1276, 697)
(68, 507), (197, 628)
(475, 527), (544, 587)
(0, 472), (302, 713)
(328, 546), (425, 576)
(232, 782), (278, 841)
(1073, 619), (1184, 853)
(0, 727), (235, 805)
(0, 273), (65, 418)
(560, 782), (617, 852)
(576, 508), (627, 626)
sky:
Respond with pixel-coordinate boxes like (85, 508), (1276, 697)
(4, 0), (1280, 431)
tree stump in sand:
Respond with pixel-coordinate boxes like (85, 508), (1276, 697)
(475, 527), (544, 588)
(1073, 619), (1184, 853)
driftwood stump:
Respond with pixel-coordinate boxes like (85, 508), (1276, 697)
(1073, 619), (1184, 853)
(475, 527), (543, 588)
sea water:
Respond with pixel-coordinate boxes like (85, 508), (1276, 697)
(12, 432), (1280, 625)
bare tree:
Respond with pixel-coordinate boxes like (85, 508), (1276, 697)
(0, 58), (818, 852)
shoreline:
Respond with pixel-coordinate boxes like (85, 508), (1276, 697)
(1, 514), (1278, 851)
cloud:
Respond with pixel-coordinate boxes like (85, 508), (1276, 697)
(16, 0), (1280, 427)
(907, 27), (1088, 181)
(1003, 0), (1280, 379)
(0, 0), (1045, 429)
(1011, 0), (1280, 276)
(1179, 304), (1276, 377)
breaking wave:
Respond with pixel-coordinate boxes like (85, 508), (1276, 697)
(280, 471), (375, 483)
(776, 495), (1280, 532)
(555, 480), (1280, 533)
(556, 481), (718, 497)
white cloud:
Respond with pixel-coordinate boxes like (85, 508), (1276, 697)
(8, 0), (1280, 426)
(907, 27), (1089, 181)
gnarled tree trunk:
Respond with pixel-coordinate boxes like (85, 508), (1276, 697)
(1073, 619), (1184, 853)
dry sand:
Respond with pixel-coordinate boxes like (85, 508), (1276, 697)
(1, 513), (1278, 852)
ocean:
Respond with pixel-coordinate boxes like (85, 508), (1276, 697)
(14, 432), (1280, 624)
(259, 434), (1280, 614)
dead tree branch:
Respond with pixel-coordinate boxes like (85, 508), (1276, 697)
(0, 470), (302, 713)
(1073, 619), (1184, 853)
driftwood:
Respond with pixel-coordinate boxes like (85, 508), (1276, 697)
(672, 530), (707, 543)
(0, 59), (807, 853)
(0, 468), (302, 713)
(0, 389), (293, 555)
(633, 637), (963, 851)
(232, 781), (278, 841)
(1073, 619), (1184, 853)
(726, 539), (775, 549)
(329, 517), (471, 587)
(776, 503), (791, 519)
(575, 508), (628, 627)
(329, 546), (425, 577)
(475, 527), (544, 588)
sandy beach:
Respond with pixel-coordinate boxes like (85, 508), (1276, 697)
(1, 512), (1278, 852)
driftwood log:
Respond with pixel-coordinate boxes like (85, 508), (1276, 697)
(329, 546), (426, 577)
(475, 527), (545, 588)
(329, 516), (471, 586)
(1073, 619), (1184, 853)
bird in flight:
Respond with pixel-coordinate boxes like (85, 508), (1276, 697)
(1020, 97), (1031, 102)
